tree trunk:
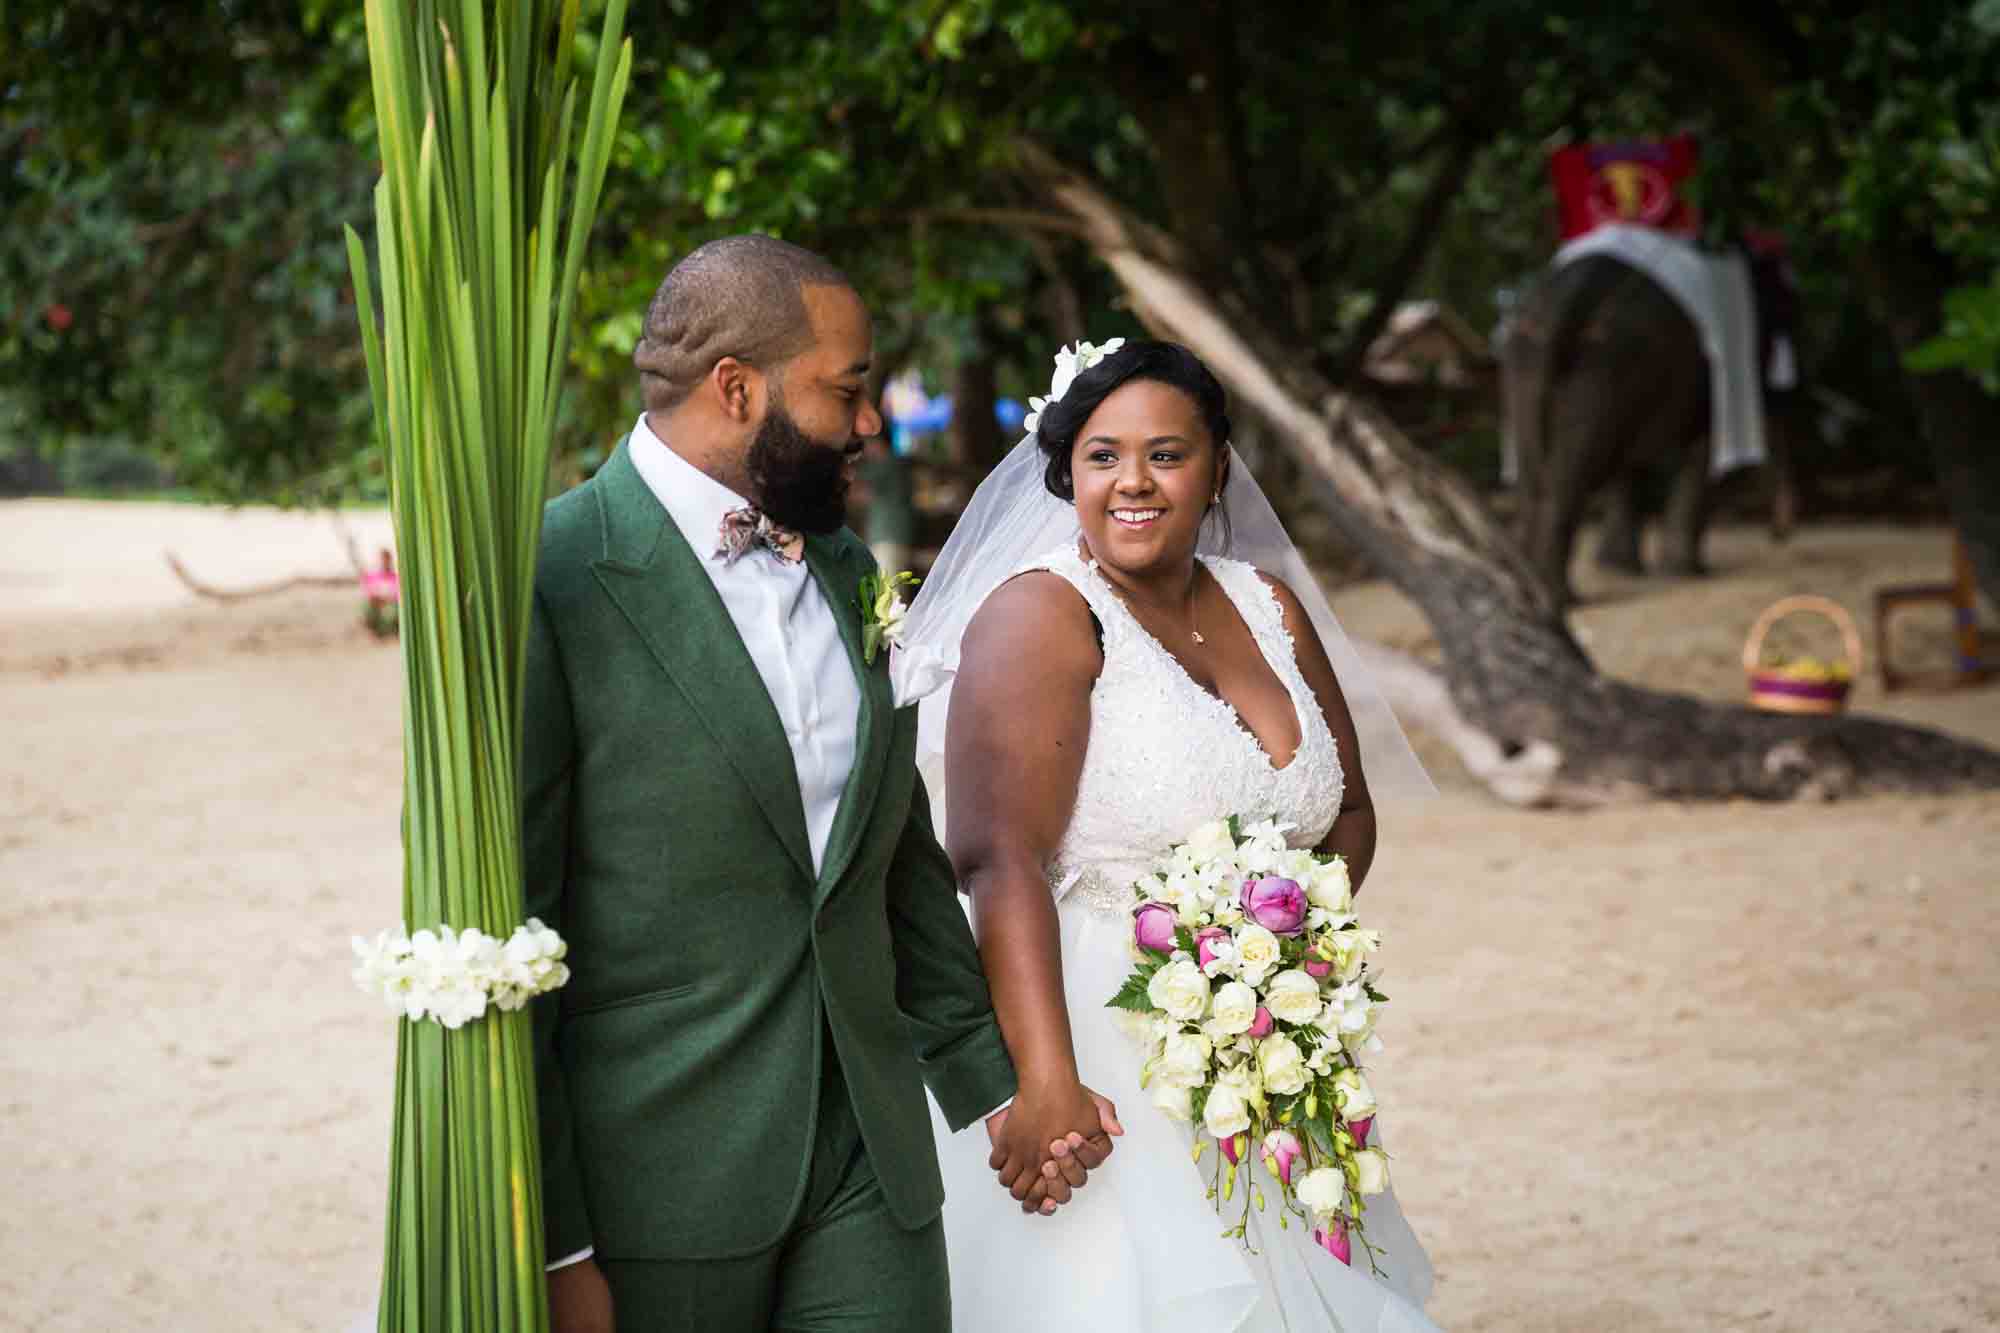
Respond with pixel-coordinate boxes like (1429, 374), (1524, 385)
(1016, 139), (2000, 803)
(948, 307), (1008, 474)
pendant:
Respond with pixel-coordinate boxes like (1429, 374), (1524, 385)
(1191, 630), (1206, 645)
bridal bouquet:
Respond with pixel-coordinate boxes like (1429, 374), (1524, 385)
(1107, 816), (1392, 1269)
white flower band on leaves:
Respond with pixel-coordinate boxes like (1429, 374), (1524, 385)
(1021, 337), (1127, 439)
(351, 918), (570, 1029)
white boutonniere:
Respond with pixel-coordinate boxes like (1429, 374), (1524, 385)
(1021, 337), (1127, 437)
(860, 569), (920, 666)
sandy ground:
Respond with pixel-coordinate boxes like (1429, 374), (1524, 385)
(2, 498), (1997, 1332)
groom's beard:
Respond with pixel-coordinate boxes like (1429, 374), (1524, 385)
(747, 396), (863, 535)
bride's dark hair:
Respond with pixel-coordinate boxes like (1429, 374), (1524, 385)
(1033, 340), (1232, 502)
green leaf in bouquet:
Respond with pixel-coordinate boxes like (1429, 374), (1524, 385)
(1106, 968), (1158, 1012)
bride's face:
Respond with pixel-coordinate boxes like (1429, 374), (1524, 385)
(1069, 379), (1224, 578)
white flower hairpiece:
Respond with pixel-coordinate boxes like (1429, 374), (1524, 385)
(1022, 337), (1127, 438)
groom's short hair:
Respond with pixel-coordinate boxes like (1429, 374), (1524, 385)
(633, 234), (855, 410)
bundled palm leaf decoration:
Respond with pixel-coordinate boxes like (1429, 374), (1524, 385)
(343, 1), (630, 1327)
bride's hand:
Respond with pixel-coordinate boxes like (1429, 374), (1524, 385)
(986, 1082), (1123, 1214)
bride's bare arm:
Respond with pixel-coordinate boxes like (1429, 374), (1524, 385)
(946, 573), (1123, 1207)
(1262, 574), (1378, 891)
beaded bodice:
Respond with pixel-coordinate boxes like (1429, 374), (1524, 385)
(1025, 543), (1345, 916)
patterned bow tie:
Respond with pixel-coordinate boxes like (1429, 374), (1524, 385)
(715, 505), (805, 565)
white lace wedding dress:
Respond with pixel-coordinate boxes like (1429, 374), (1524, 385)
(929, 543), (1441, 1333)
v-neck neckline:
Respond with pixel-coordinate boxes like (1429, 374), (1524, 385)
(1081, 552), (1305, 773)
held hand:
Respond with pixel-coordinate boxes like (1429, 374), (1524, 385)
(548, 1256), (615, 1333)
(986, 1082), (1124, 1215)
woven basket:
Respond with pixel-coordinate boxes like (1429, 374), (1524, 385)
(1742, 595), (1862, 715)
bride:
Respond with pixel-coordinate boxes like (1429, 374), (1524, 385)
(896, 339), (1442, 1331)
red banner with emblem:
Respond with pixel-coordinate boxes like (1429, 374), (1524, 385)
(1549, 135), (1700, 240)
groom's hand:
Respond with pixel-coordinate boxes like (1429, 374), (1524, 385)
(986, 1082), (1123, 1214)
(548, 1256), (615, 1333)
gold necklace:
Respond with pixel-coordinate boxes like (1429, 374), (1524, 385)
(1094, 552), (1205, 645)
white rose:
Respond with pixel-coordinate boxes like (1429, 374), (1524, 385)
(1146, 959), (1211, 1022)
(1112, 1008), (1168, 1053)
(1202, 1081), (1252, 1139)
(1233, 924), (1282, 986)
(1152, 1082), (1194, 1122)
(1215, 1056), (1262, 1099)
(1296, 1165), (1347, 1217)
(1332, 1067), (1377, 1121)
(1308, 858), (1352, 912)
(1277, 848), (1320, 881)
(1209, 981), (1259, 1035)
(1352, 1148), (1391, 1195)
(1183, 818), (1237, 866)
(1257, 1033), (1309, 1096)
(1264, 969), (1325, 1025)
(1156, 1030), (1214, 1088)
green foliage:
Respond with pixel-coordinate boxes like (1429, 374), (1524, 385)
(1906, 272), (2000, 391)
(1106, 961), (1163, 1013)
(1, 1), (381, 501)
(9, 0), (1999, 503)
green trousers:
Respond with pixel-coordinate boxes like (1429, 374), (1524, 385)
(599, 1029), (950, 1332)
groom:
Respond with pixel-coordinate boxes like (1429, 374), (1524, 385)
(523, 235), (1108, 1332)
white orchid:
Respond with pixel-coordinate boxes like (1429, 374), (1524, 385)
(353, 918), (570, 1027)
(1021, 337), (1129, 437)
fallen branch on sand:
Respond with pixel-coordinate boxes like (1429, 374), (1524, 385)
(163, 552), (356, 603)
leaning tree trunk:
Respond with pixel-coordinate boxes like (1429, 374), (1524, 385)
(1015, 140), (2000, 804)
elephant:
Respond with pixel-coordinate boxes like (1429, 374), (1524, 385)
(1499, 241), (1803, 606)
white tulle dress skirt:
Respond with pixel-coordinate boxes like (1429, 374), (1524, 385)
(929, 899), (1442, 1333)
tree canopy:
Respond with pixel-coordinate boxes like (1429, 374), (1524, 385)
(5, 0), (1996, 502)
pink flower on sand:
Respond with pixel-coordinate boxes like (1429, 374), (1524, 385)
(1260, 1129), (1301, 1187)
(1239, 876), (1307, 936)
(1314, 1218), (1352, 1265)
(1347, 1115), (1373, 1148)
(1133, 902), (1178, 954)
(1245, 1005), (1274, 1039)
(1195, 926), (1230, 969)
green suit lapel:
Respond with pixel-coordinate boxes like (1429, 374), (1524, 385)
(587, 440), (815, 882)
(804, 533), (892, 904)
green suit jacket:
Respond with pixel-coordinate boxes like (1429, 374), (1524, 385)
(522, 439), (1015, 1262)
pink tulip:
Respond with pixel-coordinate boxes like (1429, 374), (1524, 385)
(1218, 1131), (1247, 1166)
(1260, 1129), (1301, 1187)
(1133, 902), (1177, 953)
(1239, 877), (1308, 936)
(1195, 926), (1230, 969)
(1347, 1115), (1373, 1148)
(1245, 1005), (1274, 1039)
(1304, 957), (1334, 978)
(1314, 1219), (1352, 1265)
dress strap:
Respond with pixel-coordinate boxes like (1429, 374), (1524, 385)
(1015, 544), (1131, 651)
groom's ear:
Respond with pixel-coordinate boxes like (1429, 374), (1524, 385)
(709, 355), (762, 424)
